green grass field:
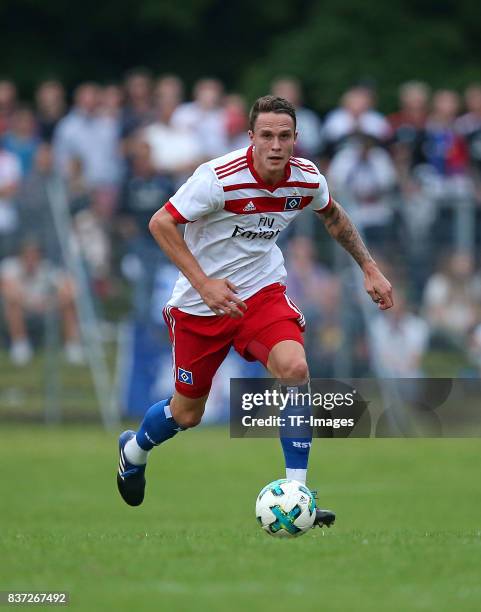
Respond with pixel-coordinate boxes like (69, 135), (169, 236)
(1, 425), (481, 611)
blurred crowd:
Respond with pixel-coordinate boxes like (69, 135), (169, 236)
(1, 71), (481, 375)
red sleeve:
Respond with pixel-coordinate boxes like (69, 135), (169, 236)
(164, 201), (190, 224)
(313, 194), (332, 215)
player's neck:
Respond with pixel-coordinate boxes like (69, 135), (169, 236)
(257, 168), (284, 186)
(252, 153), (285, 186)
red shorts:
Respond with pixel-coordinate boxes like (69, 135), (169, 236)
(163, 283), (305, 398)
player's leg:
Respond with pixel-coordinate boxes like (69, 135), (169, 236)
(117, 391), (208, 507)
(266, 339), (309, 382)
(234, 285), (312, 483)
(117, 305), (234, 506)
(267, 339), (335, 527)
(235, 284), (335, 527)
(124, 391), (207, 465)
(124, 390), (206, 462)
(266, 339), (311, 486)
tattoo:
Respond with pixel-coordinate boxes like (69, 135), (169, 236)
(321, 199), (372, 267)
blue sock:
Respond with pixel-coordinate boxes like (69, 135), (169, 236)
(136, 397), (184, 451)
(279, 385), (312, 483)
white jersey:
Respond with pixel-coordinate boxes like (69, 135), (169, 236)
(165, 145), (331, 315)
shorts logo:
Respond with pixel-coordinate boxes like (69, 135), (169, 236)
(284, 196), (302, 210)
(177, 367), (193, 385)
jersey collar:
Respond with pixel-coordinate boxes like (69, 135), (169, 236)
(247, 145), (291, 192)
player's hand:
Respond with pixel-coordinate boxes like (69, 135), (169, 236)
(362, 261), (393, 310)
(198, 278), (247, 318)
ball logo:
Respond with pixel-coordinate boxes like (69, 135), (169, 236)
(177, 367), (193, 385)
(284, 196), (302, 210)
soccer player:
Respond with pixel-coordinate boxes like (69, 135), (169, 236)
(117, 96), (393, 527)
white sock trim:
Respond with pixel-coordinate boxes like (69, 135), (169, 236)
(286, 468), (307, 485)
(124, 436), (149, 465)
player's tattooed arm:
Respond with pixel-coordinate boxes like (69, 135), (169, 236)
(320, 198), (394, 310)
(321, 198), (372, 268)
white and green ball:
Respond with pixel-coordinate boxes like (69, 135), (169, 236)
(255, 479), (316, 538)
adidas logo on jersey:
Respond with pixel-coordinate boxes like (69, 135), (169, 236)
(243, 201), (257, 212)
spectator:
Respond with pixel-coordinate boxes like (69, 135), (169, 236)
(171, 77), (228, 158)
(223, 94), (249, 150)
(286, 236), (341, 376)
(35, 79), (66, 143)
(141, 75), (202, 188)
(271, 77), (322, 160)
(53, 82), (122, 190)
(118, 140), (173, 241)
(118, 140), (174, 318)
(286, 236), (335, 311)
(99, 84), (124, 119)
(455, 83), (481, 193)
(370, 291), (429, 377)
(416, 90), (470, 197)
(0, 140), (21, 256)
(388, 81), (430, 189)
(321, 85), (390, 163)
(328, 133), (397, 253)
(0, 80), (17, 136)
(2, 104), (40, 176)
(410, 90), (473, 253)
(153, 74), (184, 119)
(422, 252), (481, 345)
(0, 239), (84, 366)
(66, 156), (90, 215)
(425, 90), (467, 173)
(120, 68), (154, 140)
(271, 76), (322, 159)
(73, 195), (112, 298)
(99, 83), (125, 216)
(16, 143), (61, 260)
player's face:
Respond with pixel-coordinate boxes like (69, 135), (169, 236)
(249, 112), (297, 182)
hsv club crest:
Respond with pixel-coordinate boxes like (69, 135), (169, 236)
(284, 196), (302, 210)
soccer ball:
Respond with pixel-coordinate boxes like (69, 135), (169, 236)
(255, 479), (316, 538)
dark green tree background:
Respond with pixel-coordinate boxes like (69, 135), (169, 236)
(1, 0), (480, 111)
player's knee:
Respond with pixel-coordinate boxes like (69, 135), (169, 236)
(275, 359), (309, 384)
(175, 411), (203, 429)
(170, 393), (206, 429)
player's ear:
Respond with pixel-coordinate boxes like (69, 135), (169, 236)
(294, 130), (298, 144)
(248, 130), (254, 143)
